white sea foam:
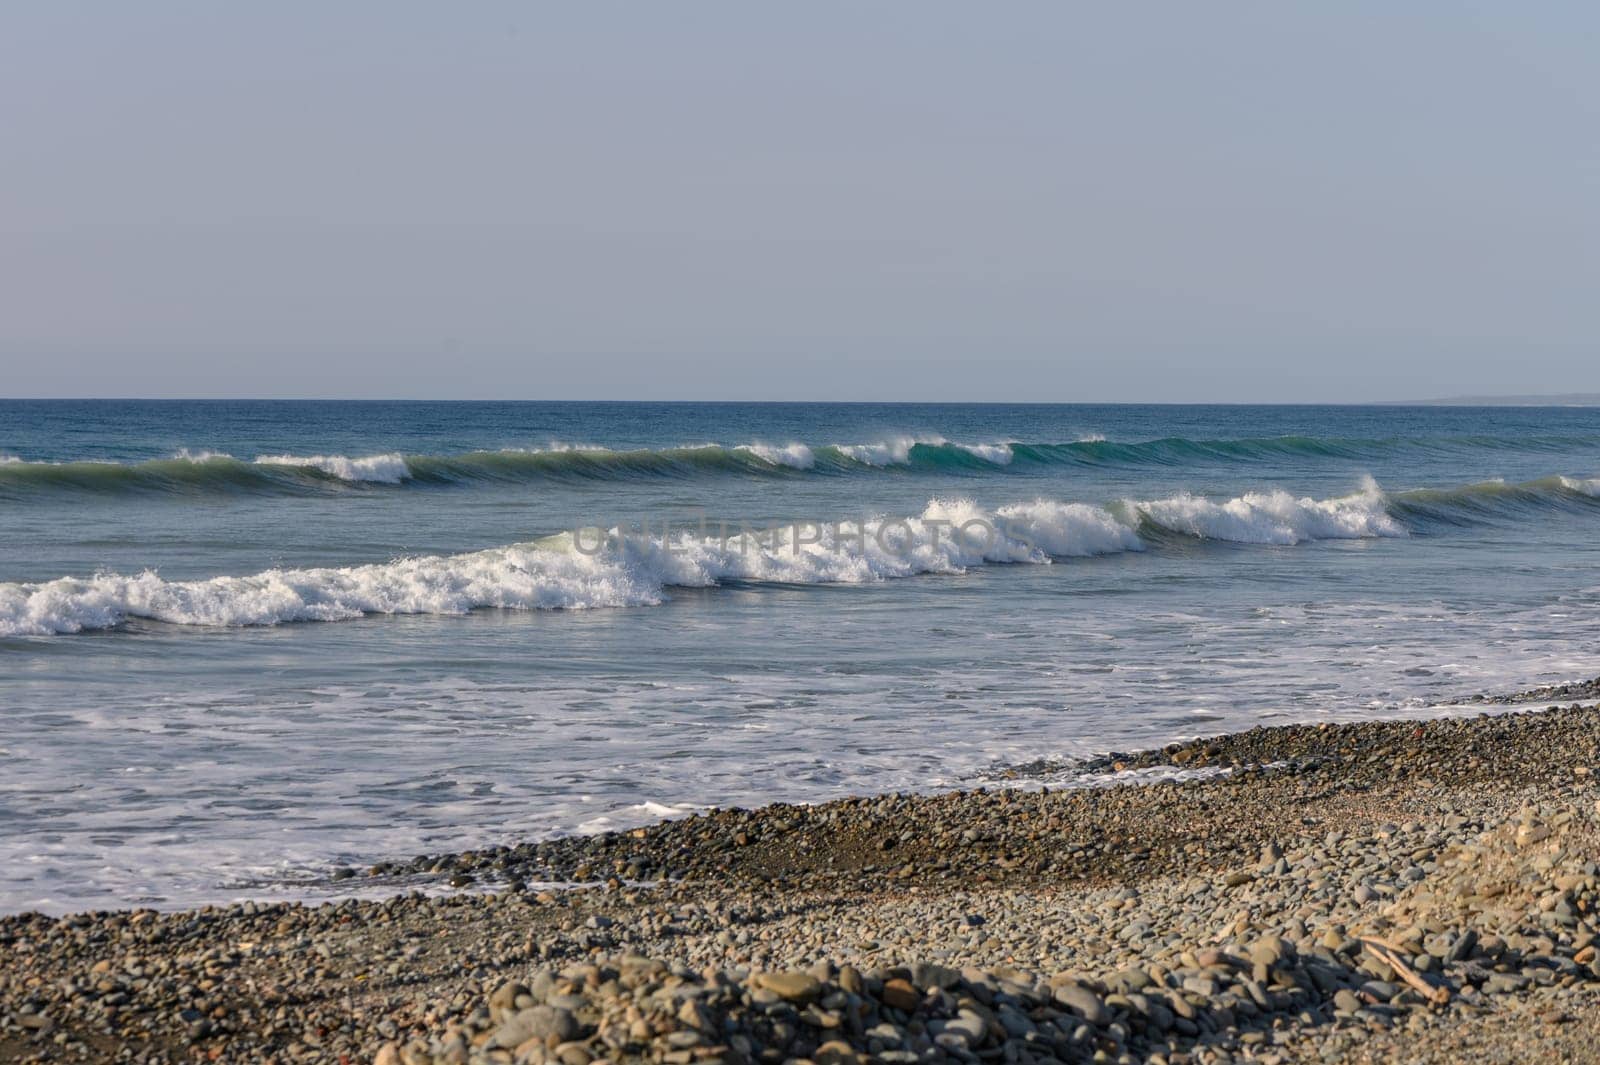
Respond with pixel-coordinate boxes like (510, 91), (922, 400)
(836, 436), (921, 466)
(0, 544), (667, 635)
(1127, 479), (1404, 545)
(0, 450), (238, 471)
(0, 498), (1141, 636)
(539, 442), (614, 452)
(1560, 475), (1600, 497)
(953, 441), (1015, 464)
(737, 442), (816, 469)
(0, 486), (1412, 636)
(576, 801), (701, 835)
(834, 436), (1013, 466)
(253, 452), (412, 484)
(994, 499), (1146, 556)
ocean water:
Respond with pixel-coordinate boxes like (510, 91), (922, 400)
(4, 400), (1600, 913)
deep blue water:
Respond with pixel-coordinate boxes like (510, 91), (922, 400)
(4, 400), (1600, 912)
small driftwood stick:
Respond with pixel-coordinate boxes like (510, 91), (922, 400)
(1359, 936), (1451, 1006)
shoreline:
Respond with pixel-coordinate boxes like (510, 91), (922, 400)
(6, 696), (1600, 1063)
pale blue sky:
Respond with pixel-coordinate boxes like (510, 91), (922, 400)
(2, 3), (1596, 401)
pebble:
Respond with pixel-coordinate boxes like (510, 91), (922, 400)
(6, 697), (1600, 1064)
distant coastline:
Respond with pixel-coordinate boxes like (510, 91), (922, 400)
(1400, 392), (1600, 407)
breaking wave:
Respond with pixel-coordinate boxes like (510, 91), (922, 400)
(1123, 477), (1404, 544)
(15, 471), (1600, 636)
(253, 452), (411, 484)
(5, 433), (1600, 496)
(1, 485), (1406, 636)
(734, 443), (815, 469)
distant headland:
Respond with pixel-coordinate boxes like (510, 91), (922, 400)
(1400, 393), (1600, 407)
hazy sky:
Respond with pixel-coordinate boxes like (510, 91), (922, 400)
(2, 3), (1596, 401)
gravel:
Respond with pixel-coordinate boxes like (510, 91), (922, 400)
(7, 690), (1600, 1064)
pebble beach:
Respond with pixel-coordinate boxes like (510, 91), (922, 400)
(9, 6), (1600, 1062)
(8, 691), (1600, 1064)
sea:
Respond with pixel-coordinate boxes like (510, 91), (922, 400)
(4, 400), (1600, 914)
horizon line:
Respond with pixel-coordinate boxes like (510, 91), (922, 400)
(3, 395), (1600, 407)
